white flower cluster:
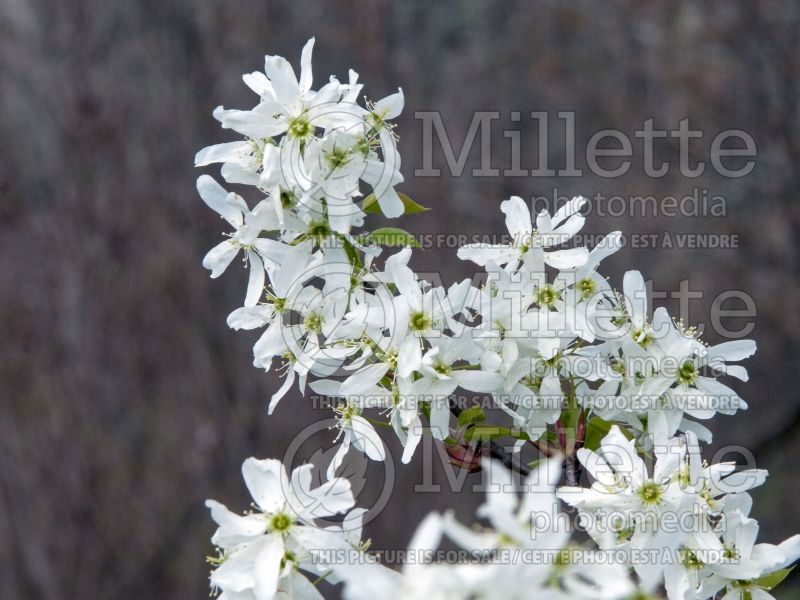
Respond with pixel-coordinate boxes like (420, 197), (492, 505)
(197, 40), (800, 600)
(206, 458), (365, 600)
(340, 457), (637, 600)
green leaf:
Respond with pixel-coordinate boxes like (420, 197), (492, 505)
(464, 425), (512, 441)
(752, 567), (795, 590)
(365, 227), (420, 248)
(544, 430), (559, 445)
(363, 192), (430, 215)
(398, 193), (430, 214)
(362, 194), (381, 213)
(457, 406), (486, 427)
(583, 416), (615, 451)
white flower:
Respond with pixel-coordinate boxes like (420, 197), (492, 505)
(198, 175), (282, 307)
(206, 458), (356, 600)
(385, 249), (459, 342)
(457, 195), (589, 270)
(215, 39), (358, 143)
(558, 427), (708, 590)
(692, 508), (800, 600)
(196, 41), (798, 600)
(308, 378), (387, 477)
(423, 458), (634, 600)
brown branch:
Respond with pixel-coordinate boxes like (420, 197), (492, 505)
(564, 452), (580, 487)
(448, 398), (531, 478)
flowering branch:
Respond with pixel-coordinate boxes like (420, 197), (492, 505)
(194, 38), (800, 600)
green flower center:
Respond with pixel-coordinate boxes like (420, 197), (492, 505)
(577, 277), (596, 300)
(269, 512), (292, 533)
(680, 549), (704, 569)
(677, 360), (697, 385)
(631, 327), (654, 348)
(280, 190), (295, 208)
(249, 138), (267, 164)
(535, 284), (561, 307)
(356, 135), (371, 156)
(308, 221), (331, 239)
(337, 402), (360, 422)
(676, 466), (691, 487)
(610, 358), (626, 375)
(326, 146), (352, 170)
(723, 547), (740, 561)
(637, 481), (664, 506)
(409, 311), (432, 332)
(304, 312), (323, 333)
(382, 350), (398, 370)
(288, 116), (312, 139)
(272, 297), (286, 313)
(433, 361), (450, 375)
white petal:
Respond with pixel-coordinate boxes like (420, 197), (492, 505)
(243, 70), (273, 96)
(500, 196), (532, 238)
(283, 570), (324, 600)
(269, 370), (296, 414)
(707, 340), (757, 363)
(401, 417), (423, 463)
(265, 55), (300, 107)
(254, 535), (284, 600)
(456, 244), (519, 266)
(551, 195), (587, 228)
(340, 363), (390, 397)
(544, 247), (589, 270)
(397, 338), (422, 378)
(390, 264), (422, 309)
(376, 186), (404, 218)
(298, 37), (315, 93)
(623, 270), (647, 327)
(245, 250), (265, 307)
(242, 458), (289, 513)
(203, 240), (239, 278)
(407, 513), (443, 553)
(777, 534), (800, 569)
(451, 370), (503, 393)
(195, 141), (250, 167)
(292, 466), (355, 518)
(217, 104), (287, 139)
(205, 499), (267, 542)
(374, 88), (404, 119)
(227, 306), (272, 330)
(350, 416), (386, 461)
(197, 175), (245, 227)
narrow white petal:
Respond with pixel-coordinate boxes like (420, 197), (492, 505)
(242, 458), (288, 514)
(203, 240), (239, 278)
(375, 88), (404, 119)
(298, 37), (315, 93)
(254, 535), (284, 600)
(197, 175), (245, 227)
(500, 196), (532, 239)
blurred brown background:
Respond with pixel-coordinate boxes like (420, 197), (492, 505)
(1, 0), (799, 598)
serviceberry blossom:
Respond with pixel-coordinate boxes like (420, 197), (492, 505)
(195, 39), (800, 600)
(206, 458), (361, 600)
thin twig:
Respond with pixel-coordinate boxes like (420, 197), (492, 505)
(448, 398), (531, 477)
